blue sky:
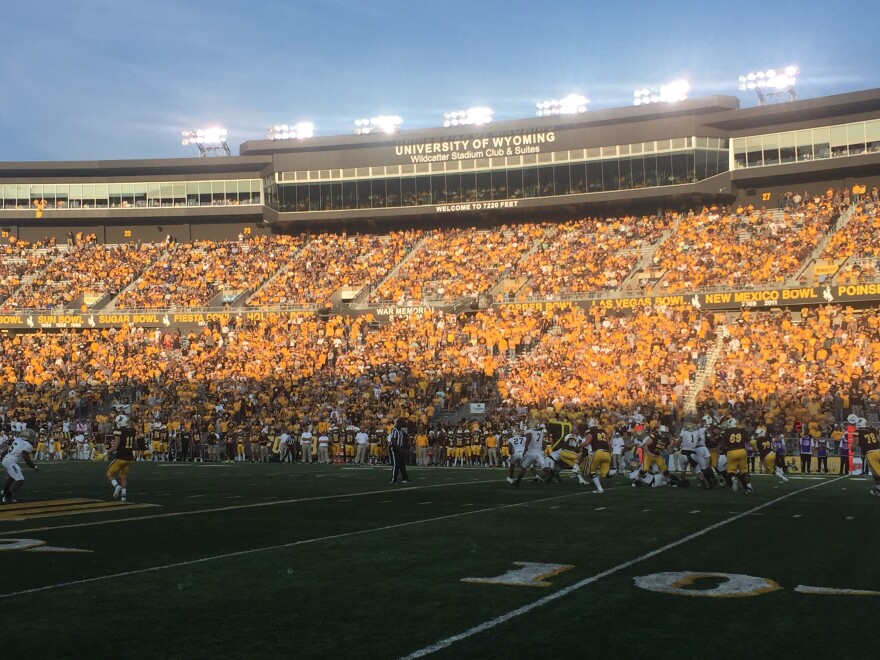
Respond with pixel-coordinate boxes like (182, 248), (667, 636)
(0, 0), (875, 162)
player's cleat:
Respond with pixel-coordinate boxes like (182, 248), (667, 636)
(113, 485), (123, 499)
(402, 480), (411, 484)
(577, 475), (589, 486)
(121, 495), (127, 502)
(745, 486), (753, 494)
(506, 477), (514, 485)
(870, 489), (880, 496)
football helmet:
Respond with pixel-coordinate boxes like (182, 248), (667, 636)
(658, 425), (670, 434)
(19, 428), (37, 441)
(847, 413), (859, 425)
(857, 417), (868, 429)
(726, 418), (738, 429)
(754, 427), (767, 438)
(115, 414), (130, 428)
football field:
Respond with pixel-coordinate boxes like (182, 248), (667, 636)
(1, 462), (877, 659)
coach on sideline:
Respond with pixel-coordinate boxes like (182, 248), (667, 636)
(389, 418), (411, 484)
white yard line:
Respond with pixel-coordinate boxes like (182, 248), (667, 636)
(0, 489), (592, 599)
(399, 476), (845, 659)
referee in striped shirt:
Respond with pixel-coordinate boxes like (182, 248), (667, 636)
(389, 417), (411, 484)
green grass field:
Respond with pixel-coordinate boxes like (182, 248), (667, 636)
(1, 462), (877, 660)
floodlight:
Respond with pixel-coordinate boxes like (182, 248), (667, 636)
(354, 116), (403, 135)
(442, 107), (493, 127)
(268, 122), (315, 140)
(738, 66), (799, 104)
(633, 80), (689, 106)
(536, 94), (589, 117)
(181, 127), (231, 156)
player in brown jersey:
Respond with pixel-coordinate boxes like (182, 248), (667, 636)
(444, 429), (456, 467)
(632, 425), (682, 487)
(721, 418), (752, 493)
(577, 425), (610, 493)
(854, 417), (880, 496)
(704, 423), (726, 486)
(106, 415), (137, 502)
(753, 427), (788, 483)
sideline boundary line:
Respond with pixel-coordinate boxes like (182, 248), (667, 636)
(0, 488), (594, 599)
(399, 476), (845, 659)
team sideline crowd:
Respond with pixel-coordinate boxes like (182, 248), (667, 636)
(3, 404), (879, 504)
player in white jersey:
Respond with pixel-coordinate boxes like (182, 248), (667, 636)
(2, 428), (39, 503)
(677, 423), (697, 475)
(511, 426), (546, 487)
(610, 431), (625, 474)
(506, 432), (527, 484)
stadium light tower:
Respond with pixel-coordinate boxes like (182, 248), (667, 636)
(536, 94), (589, 117)
(181, 128), (231, 156)
(633, 79), (690, 106)
(268, 122), (315, 140)
(442, 107), (493, 127)
(354, 116), (403, 135)
(738, 66), (799, 105)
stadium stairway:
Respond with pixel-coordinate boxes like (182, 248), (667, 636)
(103, 245), (170, 311)
(787, 205), (856, 287)
(682, 330), (726, 416)
(493, 225), (558, 302)
(348, 233), (429, 309)
(620, 213), (682, 291)
(2, 246), (70, 306)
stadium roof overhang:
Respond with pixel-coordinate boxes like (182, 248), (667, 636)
(730, 151), (880, 186)
(0, 156), (271, 180)
(702, 88), (880, 134)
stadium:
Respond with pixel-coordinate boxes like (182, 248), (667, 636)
(1, 84), (880, 659)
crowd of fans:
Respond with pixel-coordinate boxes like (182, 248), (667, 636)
(1, 187), (880, 461)
(248, 230), (422, 307)
(649, 200), (838, 292)
(370, 225), (547, 304)
(514, 214), (674, 298)
(0, 239), (55, 306)
(4, 237), (162, 310)
(820, 203), (880, 283)
(697, 305), (880, 432)
(0, 186), (875, 313)
(116, 235), (305, 309)
(0, 299), (877, 464)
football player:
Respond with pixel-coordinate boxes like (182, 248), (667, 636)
(721, 418), (752, 493)
(632, 425), (681, 488)
(1, 428), (39, 503)
(679, 420), (712, 488)
(506, 430), (527, 484)
(512, 424), (545, 487)
(578, 423), (610, 493)
(754, 427), (788, 483)
(106, 415), (136, 502)
(705, 422), (726, 486)
(854, 417), (880, 496)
